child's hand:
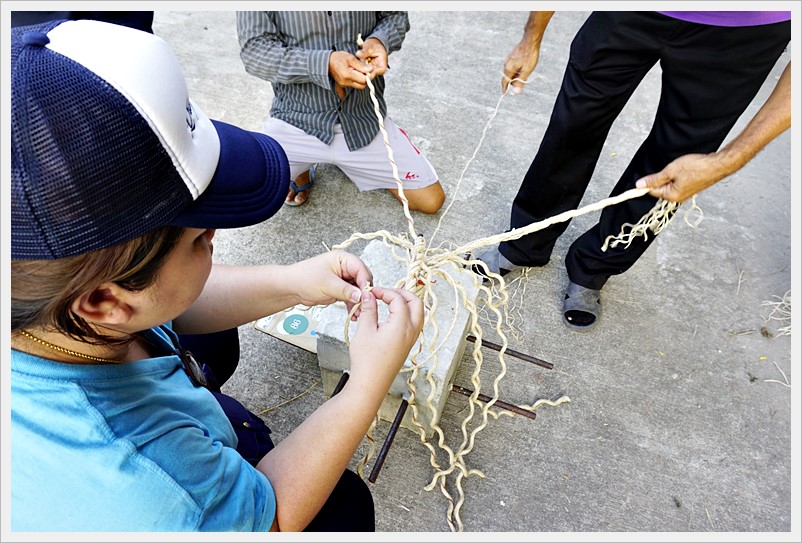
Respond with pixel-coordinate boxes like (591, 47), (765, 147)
(348, 286), (424, 385)
(288, 251), (373, 316)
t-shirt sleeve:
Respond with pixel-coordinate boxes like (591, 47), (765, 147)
(191, 444), (277, 531)
(137, 402), (278, 531)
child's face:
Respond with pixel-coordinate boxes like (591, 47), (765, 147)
(137, 228), (217, 328)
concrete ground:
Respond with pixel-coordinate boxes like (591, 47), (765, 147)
(154, 10), (796, 537)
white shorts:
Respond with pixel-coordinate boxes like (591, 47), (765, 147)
(260, 117), (439, 191)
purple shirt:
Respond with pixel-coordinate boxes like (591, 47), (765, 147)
(659, 11), (791, 27)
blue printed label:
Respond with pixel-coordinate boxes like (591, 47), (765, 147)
(282, 314), (309, 335)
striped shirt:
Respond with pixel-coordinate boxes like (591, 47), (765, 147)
(237, 11), (409, 151)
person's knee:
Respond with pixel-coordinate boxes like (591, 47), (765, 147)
(406, 183), (445, 214)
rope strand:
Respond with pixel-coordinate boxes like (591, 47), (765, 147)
(342, 43), (693, 530)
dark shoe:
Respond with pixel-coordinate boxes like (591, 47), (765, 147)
(562, 281), (601, 332)
(470, 244), (523, 281)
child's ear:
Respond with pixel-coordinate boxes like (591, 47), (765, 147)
(70, 284), (133, 325)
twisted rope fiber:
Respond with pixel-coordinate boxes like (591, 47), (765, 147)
(339, 37), (686, 531)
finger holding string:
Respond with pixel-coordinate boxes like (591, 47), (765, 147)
(502, 72), (531, 95)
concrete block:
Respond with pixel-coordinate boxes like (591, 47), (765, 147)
(316, 239), (480, 437)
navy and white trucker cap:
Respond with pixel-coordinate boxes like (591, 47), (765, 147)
(11, 19), (290, 260)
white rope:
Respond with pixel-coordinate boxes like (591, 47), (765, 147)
(342, 39), (693, 531)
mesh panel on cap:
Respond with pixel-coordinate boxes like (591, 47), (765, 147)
(11, 24), (191, 260)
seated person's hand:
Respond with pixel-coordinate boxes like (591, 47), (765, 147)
(355, 37), (388, 77)
(329, 51), (373, 94)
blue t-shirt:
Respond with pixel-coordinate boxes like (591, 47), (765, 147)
(10, 325), (276, 531)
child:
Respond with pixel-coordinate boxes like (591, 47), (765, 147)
(10, 19), (423, 532)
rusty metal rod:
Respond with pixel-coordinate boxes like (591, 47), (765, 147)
(466, 335), (553, 370)
(368, 399), (409, 484)
(451, 384), (537, 421)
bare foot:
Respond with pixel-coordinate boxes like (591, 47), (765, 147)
(285, 169), (314, 207)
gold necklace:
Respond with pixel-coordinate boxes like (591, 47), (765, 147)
(15, 330), (117, 364)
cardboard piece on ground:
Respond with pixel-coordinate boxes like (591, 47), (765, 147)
(253, 304), (329, 354)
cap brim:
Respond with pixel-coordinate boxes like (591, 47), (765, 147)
(169, 120), (290, 229)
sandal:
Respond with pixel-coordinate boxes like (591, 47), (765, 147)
(469, 244), (523, 282)
(562, 281), (602, 332)
(285, 165), (316, 207)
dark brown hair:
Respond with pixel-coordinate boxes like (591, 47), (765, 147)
(11, 226), (185, 345)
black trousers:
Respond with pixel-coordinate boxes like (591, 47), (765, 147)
(304, 469), (376, 532)
(499, 11), (790, 290)
(179, 328), (241, 392)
